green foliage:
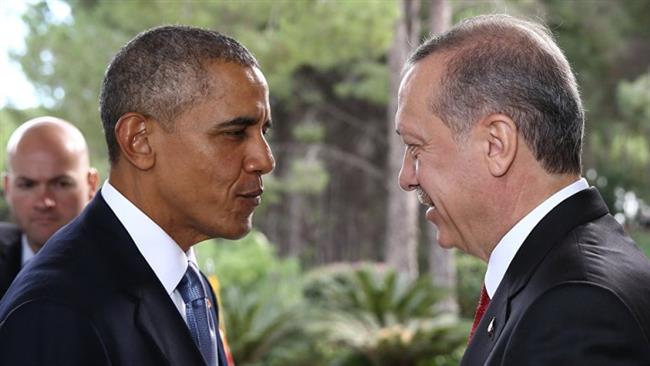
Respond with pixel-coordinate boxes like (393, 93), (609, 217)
(334, 62), (391, 105)
(293, 122), (325, 143)
(455, 252), (487, 319)
(227, 0), (397, 101)
(195, 231), (306, 364)
(617, 73), (650, 133)
(590, 72), (650, 207)
(630, 229), (650, 259)
(195, 231), (301, 291)
(303, 263), (469, 366)
(196, 244), (468, 365)
(305, 263), (444, 323)
(285, 158), (330, 194)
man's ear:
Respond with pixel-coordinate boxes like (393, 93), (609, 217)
(2, 172), (9, 198)
(479, 113), (518, 177)
(114, 113), (155, 170)
(86, 168), (99, 199)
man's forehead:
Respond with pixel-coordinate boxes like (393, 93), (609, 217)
(207, 61), (267, 88)
(9, 147), (85, 173)
(398, 64), (418, 100)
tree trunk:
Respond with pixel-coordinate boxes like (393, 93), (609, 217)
(385, 0), (421, 280)
(426, 0), (459, 314)
(428, 0), (451, 34)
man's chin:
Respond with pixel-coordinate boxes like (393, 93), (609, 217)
(219, 220), (253, 240)
(431, 227), (457, 250)
(25, 234), (49, 252)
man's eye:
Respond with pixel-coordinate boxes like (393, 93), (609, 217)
(51, 179), (75, 190)
(407, 145), (419, 158)
(16, 181), (35, 189)
(225, 129), (246, 137)
(262, 126), (272, 136)
(57, 180), (73, 188)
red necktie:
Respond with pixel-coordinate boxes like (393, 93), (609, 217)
(468, 284), (491, 342)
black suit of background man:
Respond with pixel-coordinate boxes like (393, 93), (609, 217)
(0, 223), (21, 299)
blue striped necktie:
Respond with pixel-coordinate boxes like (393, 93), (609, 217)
(177, 262), (218, 366)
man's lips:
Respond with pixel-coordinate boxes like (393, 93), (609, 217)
(30, 216), (60, 224)
(238, 188), (264, 206)
(239, 188), (263, 198)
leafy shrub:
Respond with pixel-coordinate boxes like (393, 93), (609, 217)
(196, 238), (472, 365)
(195, 232), (306, 364)
(303, 263), (470, 366)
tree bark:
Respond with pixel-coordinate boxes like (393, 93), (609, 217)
(426, 0), (459, 314)
(385, 0), (421, 280)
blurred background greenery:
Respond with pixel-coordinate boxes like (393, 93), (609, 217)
(1, 0), (649, 364)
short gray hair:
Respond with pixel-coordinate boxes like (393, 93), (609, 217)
(409, 14), (584, 175)
(99, 25), (259, 164)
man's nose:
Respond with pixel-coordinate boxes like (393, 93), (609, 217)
(34, 187), (56, 210)
(398, 150), (418, 192)
(245, 136), (275, 175)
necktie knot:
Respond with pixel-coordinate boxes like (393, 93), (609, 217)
(178, 263), (206, 304)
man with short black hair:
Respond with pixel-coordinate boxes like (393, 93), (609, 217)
(0, 25), (274, 366)
(396, 14), (650, 364)
(1, 117), (98, 298)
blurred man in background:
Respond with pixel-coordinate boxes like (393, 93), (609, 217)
(397, 14), (650, 365)
(0, 116), (98, 298)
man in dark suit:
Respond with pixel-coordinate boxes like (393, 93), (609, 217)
(0, 222), (21, 298)
(395, 14), (650, 365)
(0, 25), (274, 366)
(1, 117), (98, 298)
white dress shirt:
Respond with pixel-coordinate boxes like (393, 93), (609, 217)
(101, 180), (196, 320)
(485, 178), (589, 298)
(20, 235), (35, 266)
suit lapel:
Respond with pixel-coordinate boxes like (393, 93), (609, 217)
(85, 194), (208, 366)
(462, 286), (509, 365)
(461, 188), (609, 365)
(134, 284), (206, 366)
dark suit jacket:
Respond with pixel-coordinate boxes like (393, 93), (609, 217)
(0, 222), (22, 299)
(461, 188), (650, 365)
(0, 193), (228, 366)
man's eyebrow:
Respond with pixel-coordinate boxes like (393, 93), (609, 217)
(218, 116), (258, 128)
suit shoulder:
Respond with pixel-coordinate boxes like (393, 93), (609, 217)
(504, 282), (650, 365)
(0, 299), (110, 364)
(0, 222), (21, 248)
(0, 233), (117, 316)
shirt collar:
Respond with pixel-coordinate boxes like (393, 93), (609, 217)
(101, 180), (196, 295)
(20, 234), (35, 266)
(484, 178), (589, 298)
